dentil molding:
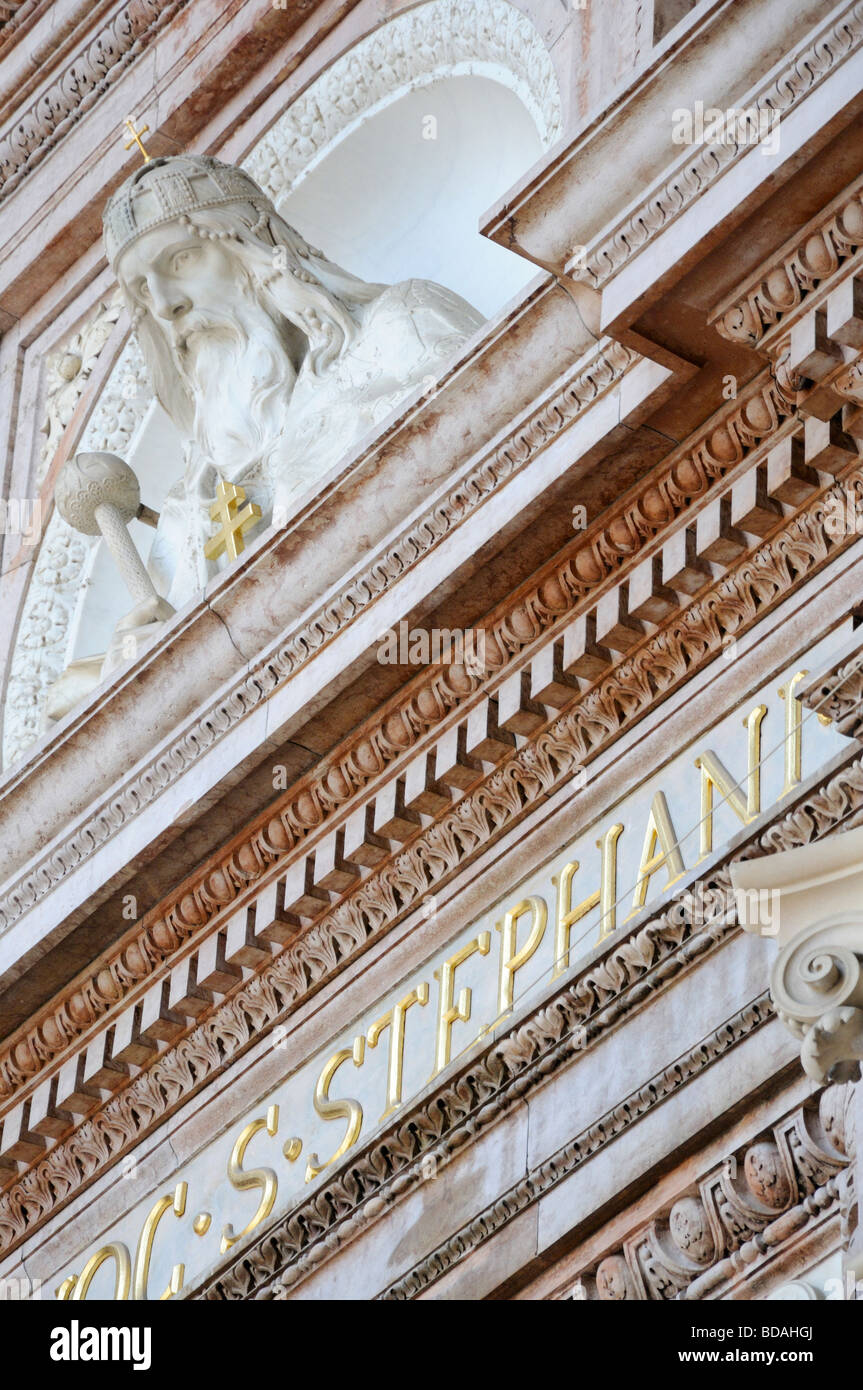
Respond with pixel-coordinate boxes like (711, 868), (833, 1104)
(0, 362), (808, 1107)
(3, 467), (863, 1260)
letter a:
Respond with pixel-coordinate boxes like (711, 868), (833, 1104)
(50, 1328), (70, 1362)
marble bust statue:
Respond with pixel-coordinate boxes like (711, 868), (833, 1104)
(100, 152), (483, 628)
(44, 154), (483, 722)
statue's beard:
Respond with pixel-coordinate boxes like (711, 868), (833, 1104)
(168, 299), (296, 475)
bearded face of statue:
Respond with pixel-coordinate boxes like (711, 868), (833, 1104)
(117, 222), (300, 478)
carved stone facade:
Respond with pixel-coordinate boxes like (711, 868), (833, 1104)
(1, 0), (863, 1312)
(565, 1083), (853, 1302)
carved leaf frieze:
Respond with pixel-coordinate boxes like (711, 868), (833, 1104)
(0, 356), (795, 1081)
(2, 489), (863, 1259)
(0, 432), (852, 1146)
(0, 1), (193, 201)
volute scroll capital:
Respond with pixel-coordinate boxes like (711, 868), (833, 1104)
(771, 922), (863, 1080)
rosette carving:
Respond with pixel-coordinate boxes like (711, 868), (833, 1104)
(744, 1142), (793, 1210)
(668, 1197), (716, 1264)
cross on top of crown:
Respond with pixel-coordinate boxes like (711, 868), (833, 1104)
(123, 117), (151, 164)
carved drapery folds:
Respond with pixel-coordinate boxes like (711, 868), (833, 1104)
(3, 0), (563, 768)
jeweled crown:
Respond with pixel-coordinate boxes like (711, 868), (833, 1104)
(103, 154), (273, 267)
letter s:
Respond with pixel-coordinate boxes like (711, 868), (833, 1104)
(305, 1037), (365, 1182)
(220, 1105), (279, 1254)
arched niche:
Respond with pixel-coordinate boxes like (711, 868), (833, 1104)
(3, 0), (561, 766)
(276, 75), (544, 318)
(245, 0), (561, 197)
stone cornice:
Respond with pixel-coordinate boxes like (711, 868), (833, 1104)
(0, 0), (117, 128)
(0, 354), (791, 950)
(3, 0), (861, 1306)
(801, 628), (863, 739)
(197, 745), (863, 1299)
(1, 461), (862, 1260)
(0, 1), (41, 47)
(0, 324), (625, 928)
(709, 175), (863, 352)
(0, 287), (597, 839)
(235, 996), (779, 1301)
(0, 1), (30, 24)
(0, 362), (797, 1104)
(0, 0), (194, 203)
(577, 0), (863, 292)
(2, 0), (856, 1000)
(375, 994), (777, 1302)
(484, 0), (863, 306)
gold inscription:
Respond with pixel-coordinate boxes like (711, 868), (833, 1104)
(431, 932), (491, 1077)
(134, 1180), (187, 1300)
(496, 896), (547, 1014)
(220, 1104), (280, 1253)
(627, 792), (684, 920)
(367, 983), (430, 1120)
(304, 1039), (365, 1182)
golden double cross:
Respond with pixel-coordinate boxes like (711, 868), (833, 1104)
(204, 481), (263, 563)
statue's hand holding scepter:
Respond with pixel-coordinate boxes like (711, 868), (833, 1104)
(54, 451), (175, 670)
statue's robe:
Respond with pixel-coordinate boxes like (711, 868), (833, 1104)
(147, 279), (482, 611)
